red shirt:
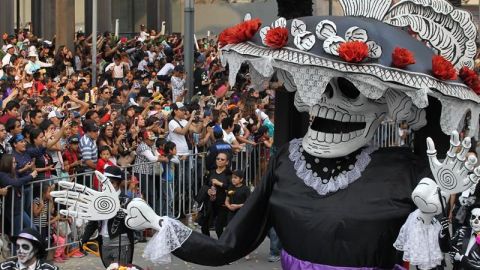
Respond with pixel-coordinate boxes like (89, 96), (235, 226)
(0, 113), (15, 125)
(93, 158), (114, 190)
(62, 148), (80, 174)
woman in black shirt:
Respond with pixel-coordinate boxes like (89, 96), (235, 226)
(201, 152), (231, 238)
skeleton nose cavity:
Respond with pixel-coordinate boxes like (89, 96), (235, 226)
(323, 83), (333, 100)
(337, 77), (360, 100)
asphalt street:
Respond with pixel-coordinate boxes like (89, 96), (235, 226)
(61, 237), (281, 270)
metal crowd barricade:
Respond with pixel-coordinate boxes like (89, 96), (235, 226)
(372, 120), (414, 149)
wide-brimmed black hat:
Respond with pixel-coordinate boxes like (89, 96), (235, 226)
(219, 0), (480, 139)
(12, 228), (47, 258)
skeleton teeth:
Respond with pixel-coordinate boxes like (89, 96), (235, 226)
(318, 131), (326, 141)
(356, 130), (363, 136)
(326, 109), (335, 120)
(342, 133), (350, 142)
(350, 131), (357, 139)
(333, 134), (342, 143)
(352, 115), (358, 122)
(311, 130), (318, 140)
(334, 112), (342, 121)
(342, 114), (351, 122)
(325, 133), (333, 143)
(361, 116), (365, 122)
(312, 106), (320, 117)
(319, 107), (328, 118)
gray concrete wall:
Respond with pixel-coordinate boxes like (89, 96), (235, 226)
(171, 0), (279, 37)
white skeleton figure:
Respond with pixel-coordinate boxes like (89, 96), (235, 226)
(16, 239), (36, 266)
(470, 208), (480, 233)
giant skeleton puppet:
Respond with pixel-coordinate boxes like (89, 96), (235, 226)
(52, 0), (480, 269)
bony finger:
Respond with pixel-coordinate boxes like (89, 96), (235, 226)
(59, 209), (78, 218)
(457, 137), (472, 162)
(426, 137), (442, 167)
(465, 155), (478, 171)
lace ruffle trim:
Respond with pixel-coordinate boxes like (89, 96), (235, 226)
(288, 138), (376, 196)
(142, 217), (193, 265)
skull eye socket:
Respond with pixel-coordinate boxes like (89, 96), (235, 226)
(337, 78), (360, 100)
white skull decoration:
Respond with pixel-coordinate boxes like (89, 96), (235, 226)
(301, 77), (387, 158)
(471, 208), (480, 233)
(16, 239), (36, 264)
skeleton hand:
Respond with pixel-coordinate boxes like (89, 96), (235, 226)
(427, 131), (480, 195)
(124, 198), (164, 231)
(50, 171), (121, 220)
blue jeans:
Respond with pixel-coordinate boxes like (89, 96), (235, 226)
(162, 181), (174, 217)
(268, 228), (282, 256)
(13, 211), (37, 235)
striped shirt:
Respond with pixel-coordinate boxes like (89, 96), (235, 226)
(79, 134), (98, 167)
(33, 198), (49, 228)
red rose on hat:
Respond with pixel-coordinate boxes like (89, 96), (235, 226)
(459, 66), (477, 85)
(459, 66), (480, 94)
(392, 47), (415, 68)
(265, 27), (288, 49)
(432, 55), (457, 80)
(219, 18), (262, 47)
(338, 41), (369, 63)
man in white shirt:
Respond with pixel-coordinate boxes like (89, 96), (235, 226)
(221, 117), (243, 152)
(157, 56), (175, 81)
(2, 44), (15, 67)
(168, 102), (195, 156)
(171, 65), (186, 102)
(105, 55), (129, 80)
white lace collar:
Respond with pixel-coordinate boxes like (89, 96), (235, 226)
(288, 138), (376, 196)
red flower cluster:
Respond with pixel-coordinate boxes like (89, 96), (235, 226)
(392, 47), (415, 68)
(460, 66), (480, 94)
(120, 37), (128, 44)
(338, 41), (369, 63)
(432, 55), (457, 81)
(218, 18), (262, 47)
(265, 27), (289, 49)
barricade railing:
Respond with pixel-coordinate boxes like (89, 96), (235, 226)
(372, 120), (414, 149)
(0, 123), (401, 258)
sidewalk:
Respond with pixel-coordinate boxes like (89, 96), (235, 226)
(61, 238), (281, 270)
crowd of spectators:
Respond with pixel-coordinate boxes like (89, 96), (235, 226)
(0, 24), (276, 261)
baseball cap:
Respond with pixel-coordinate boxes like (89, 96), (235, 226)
(68, 136), (79, 144)
(47, 110), (64, 119)
(10, 134), (25, 144)
(174, 65), (184, 72)
(104, 165), (125, 182)
(142, 131), (158, 141)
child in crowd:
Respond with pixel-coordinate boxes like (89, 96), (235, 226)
(93, 146), (115, 190)
(225, 170), (250, 223)
(162, 141), (179, 217)
(126, 175), (142, 199)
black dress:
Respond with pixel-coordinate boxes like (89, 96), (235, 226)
(173, 141), (430, 267)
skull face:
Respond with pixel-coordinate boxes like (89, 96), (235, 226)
(301, 77), (387, 158)
(471, 208), (480, 233)
(16, 239), (36, 264)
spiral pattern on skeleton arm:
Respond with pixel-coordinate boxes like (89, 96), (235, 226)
(436, 168), (457, 191)
(93, 196), (117, 215)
